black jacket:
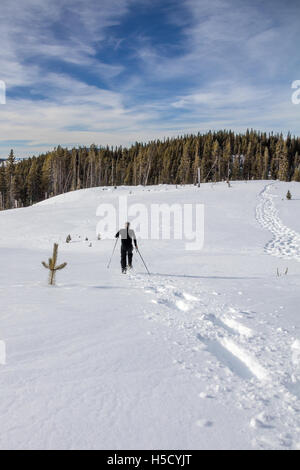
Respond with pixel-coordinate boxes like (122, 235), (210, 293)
(115, 228), (137, 250)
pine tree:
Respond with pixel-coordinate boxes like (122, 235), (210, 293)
(5, 149), (16, 208)
(231, 156), (241, 180)
(193, 141), (200, 185)
(87, 145), (97, 187)
(178, 141), (191, 184)
(222, 137), (232, 183)
(0, 164), (7, 209)
(278, 142), (289, 181)
(262, 147), (269, 180)
(41, 154), (52, 199)
(211, 139), (220, 181)
(27, 158), (40, 204)
(292, 167), (300, 182)
(200, 134), (213, 182)
(42, 244), (67, 286)
(254, 146), (263, 180)
(243, 142), (253, 180)
(161, 148), (172, 184)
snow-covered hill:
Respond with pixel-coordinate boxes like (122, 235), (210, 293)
(0, 181), (300, 450)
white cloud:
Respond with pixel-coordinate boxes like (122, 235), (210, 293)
(0, 0), (299, 158)
(171, 81), (273, 108)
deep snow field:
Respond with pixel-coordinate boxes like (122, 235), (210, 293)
(0, 180), (299, 450)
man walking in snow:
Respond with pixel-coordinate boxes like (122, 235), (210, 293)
(115, 222), (138, 273)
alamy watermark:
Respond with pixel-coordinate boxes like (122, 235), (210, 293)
(291, 80), (300, 104)
(0, 340), (6, 365)
(0, 81), (6, 104)
(96, 196), (205, 251)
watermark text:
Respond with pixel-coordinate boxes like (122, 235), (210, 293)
(96, 196), (204, 251)
(291, 80), (300, 104)
(0, 81), (6, 104)
(0, 340), (6, 365)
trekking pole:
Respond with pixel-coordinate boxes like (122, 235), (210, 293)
(107, 238), (118, 269)
(136, 248), (150, 275)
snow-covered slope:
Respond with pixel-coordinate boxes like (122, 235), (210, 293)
(0, 181), (299, 450)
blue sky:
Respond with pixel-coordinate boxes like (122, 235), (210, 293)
(0, 0), (299, 157)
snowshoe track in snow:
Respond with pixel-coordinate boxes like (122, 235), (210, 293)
(128, 270), (300, 449)
(197, 334), (259, 381)
(132, 273), (270, 386)
(256, 183), (300, 262)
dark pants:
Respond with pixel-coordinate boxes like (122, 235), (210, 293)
(121, 247), (133, 271)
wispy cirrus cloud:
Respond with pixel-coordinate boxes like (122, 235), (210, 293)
(126, 0), (300, 133)
(0, 0), (132, 85)
(0, 0), (299, 158)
